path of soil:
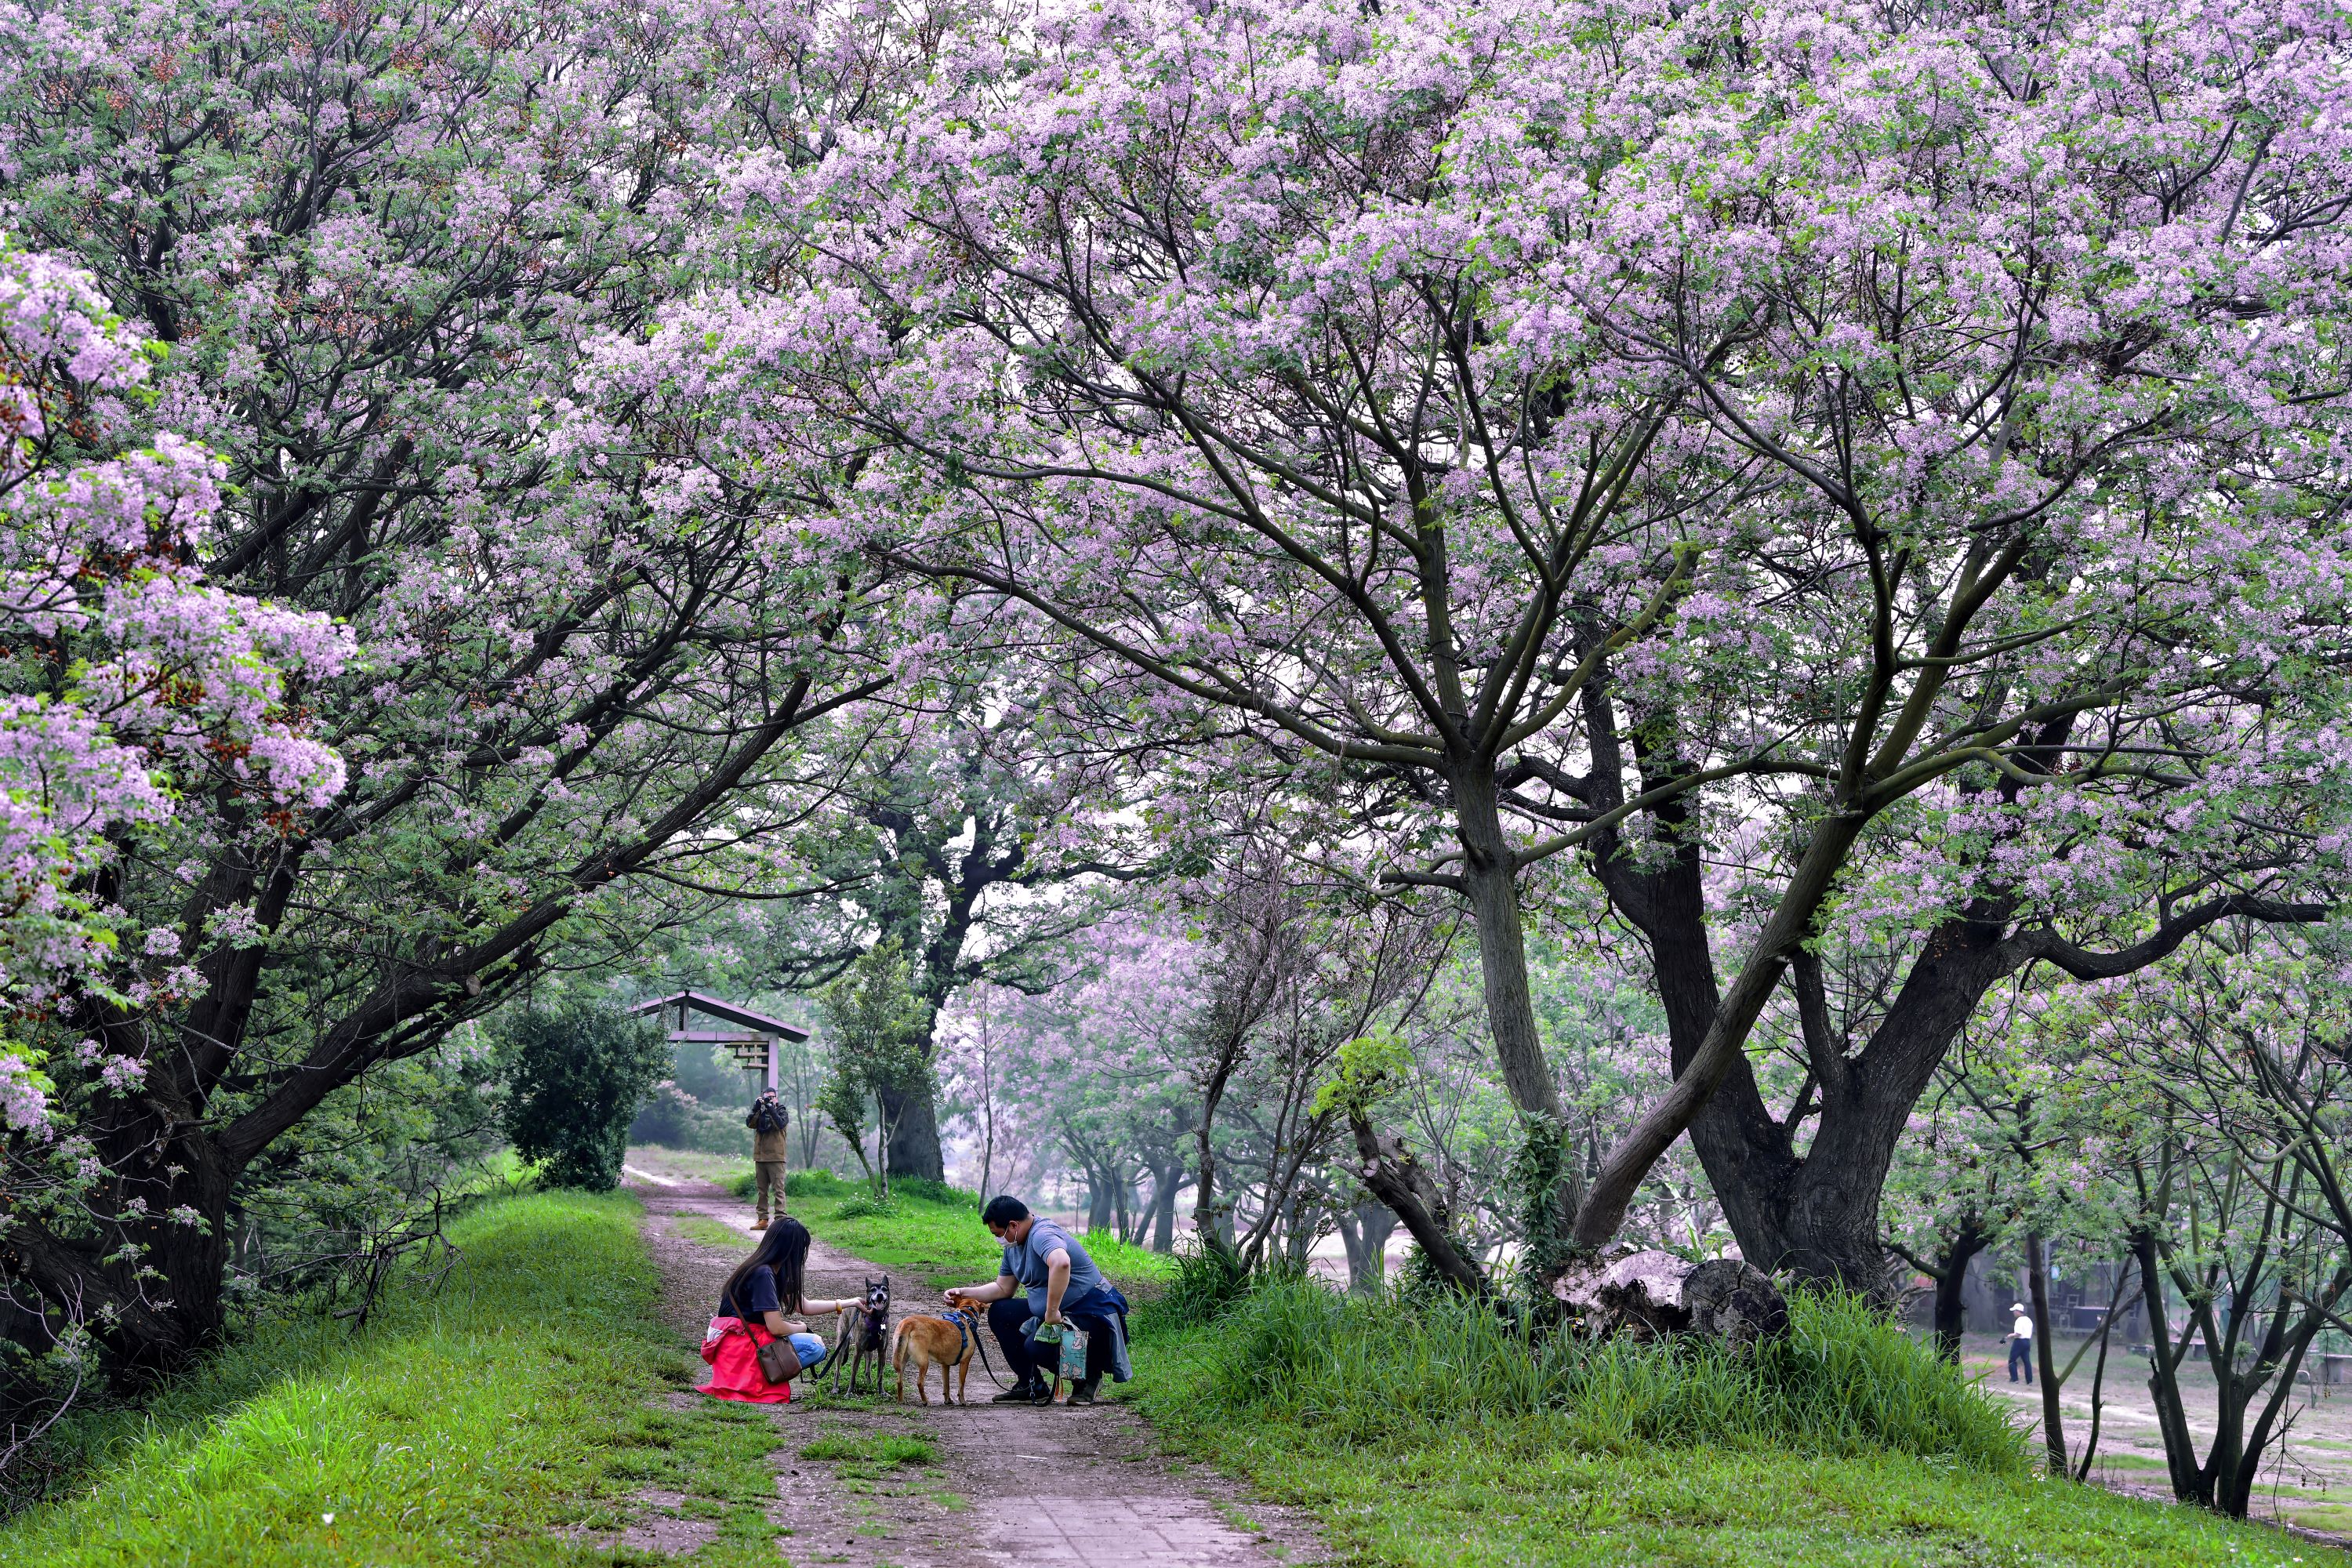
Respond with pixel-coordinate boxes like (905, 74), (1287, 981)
(624, 1166), (1326, 1567)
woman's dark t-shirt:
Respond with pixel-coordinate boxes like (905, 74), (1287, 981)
(720, 1264), (785, 1324)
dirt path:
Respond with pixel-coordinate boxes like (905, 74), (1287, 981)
(628, 1172), (1325, 1567)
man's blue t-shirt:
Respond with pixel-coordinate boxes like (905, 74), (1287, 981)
(1003, 1218), (1105, 1313)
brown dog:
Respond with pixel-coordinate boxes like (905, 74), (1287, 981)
(891, 1303), (984, 1406)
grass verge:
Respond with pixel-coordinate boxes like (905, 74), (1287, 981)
(760, 1169), (1178, 1294)
(1132, 1276), (2340, 1567)
(0, 1189), (784, 1567)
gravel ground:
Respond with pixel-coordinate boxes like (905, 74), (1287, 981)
(625, 1159), (1327, 1568)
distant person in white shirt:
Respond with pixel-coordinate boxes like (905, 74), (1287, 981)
(2008, 1302), (2034, 1384)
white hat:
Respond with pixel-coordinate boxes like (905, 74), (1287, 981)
(2010, 1302), (2027, 1312)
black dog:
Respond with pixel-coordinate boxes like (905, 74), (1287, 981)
(829, 1276), (892, 1396)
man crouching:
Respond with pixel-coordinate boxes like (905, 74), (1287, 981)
(946, 1195), (1128, 1406)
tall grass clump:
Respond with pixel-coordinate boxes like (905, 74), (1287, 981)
(1174, 1276), (2024, 1473)
(1148, 1247), (1258, 1330)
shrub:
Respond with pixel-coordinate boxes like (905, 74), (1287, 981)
(496, 1006), (668, 1190)
(1176, 1276), (2024, 1472)
(890, 1176), (981, 1207)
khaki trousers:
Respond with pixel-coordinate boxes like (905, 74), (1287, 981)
(755, 1160), (788, 1225)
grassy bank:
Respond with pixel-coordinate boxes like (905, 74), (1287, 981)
(1134, 1276), (2334, 1567)
(0, 1190), (779, 1567)
(755, 1168), (1178, 1294)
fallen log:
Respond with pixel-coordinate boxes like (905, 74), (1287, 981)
(1549, 1249), (1788, 1347)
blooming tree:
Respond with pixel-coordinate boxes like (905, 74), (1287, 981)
(769, 670), (1161, 1180)
(0, 0), (937, 1374)
(2, 243), (348, 1131)
(711, 0), (2352, 1279)
(1546, 0), (2352, 1277)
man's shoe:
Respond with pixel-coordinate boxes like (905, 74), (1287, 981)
(1029, 1382), (1058, 1406)
(1068, 1377), (1100, 1406)
(992, 1382), (1042, 1403)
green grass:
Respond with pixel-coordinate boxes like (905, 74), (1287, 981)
(796, 1432), (935, 1468)
(767, 1170), (1178, 1294)
(676, 1213), (753, 1252)
(1133, 1277), (2344, 1567)
(0, 1190), (786, 1567)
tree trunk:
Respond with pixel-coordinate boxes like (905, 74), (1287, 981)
(1336, 1202), (1397, 1294)
(1574, 810), (1867, 1250)
(880, 1082), (945, 1181)
(1446, 761), (1585, 1254)
(1085, 1167), (1115, 1233)
(1600, 837), (2026, 1286)
(1931, 1217), (1989, 1363)
(1150, 1165), (1183, 1252)
(1194, 1069), (1237, 1257)
(1449, 765), (1566, 1128)
(1572, 693), (2125, 1287)
(1129, 1166), (1180, 1249)
(1283, 1196), (1320, 1269)
(2134, 1229), (2207, 1504)
(1346, 1108), (1484, 1294)
(2026, 1232), (2067, 1475)
(1335, 1209), (1365, 1287)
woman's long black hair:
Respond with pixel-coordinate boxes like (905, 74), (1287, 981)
(723, 1216), (811, 1316)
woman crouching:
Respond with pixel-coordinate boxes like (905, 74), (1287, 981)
(698, 1217), (852, 1403)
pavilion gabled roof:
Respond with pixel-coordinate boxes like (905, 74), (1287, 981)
(626, 990), (811, 1041)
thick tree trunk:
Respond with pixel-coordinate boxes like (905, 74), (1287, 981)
(880, 1083), (945, 1182)
(1599, 813), (2023, 1286)
(1570, 691), (2092, 1286)
(1574, 811), (1866, 1250)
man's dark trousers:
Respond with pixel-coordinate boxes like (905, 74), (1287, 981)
(2008, 1338), (2034, 1383)
(988, 1293), (1117, 1387)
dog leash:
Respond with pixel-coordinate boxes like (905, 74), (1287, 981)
(964, 1311), (1010, 1392)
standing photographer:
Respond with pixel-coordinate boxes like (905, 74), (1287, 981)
(747, 1089), (790, 1230)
